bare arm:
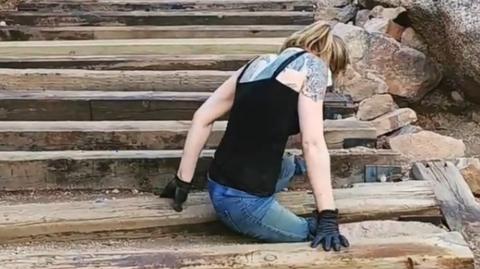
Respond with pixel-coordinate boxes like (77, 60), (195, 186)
(297, 56), (335, 211)
(176, 67), (242, 182)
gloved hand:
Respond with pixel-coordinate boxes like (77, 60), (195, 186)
(159, 175), (191, 212)
(311, 209), (350, 251)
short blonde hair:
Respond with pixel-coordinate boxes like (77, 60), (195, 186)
(280, 21), (349, 76)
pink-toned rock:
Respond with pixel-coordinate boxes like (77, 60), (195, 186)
(357, 94), (397, 121)
(389, 130), (466, 161)
(372, 108), (417, 136)
(364, 18), (389, 33)
(336, 66), (388, 102)
(332, 23), (370, 63)
(355, 9), (370, 27)
(359, 33), (442, 102)
(401, 27), (428, 53)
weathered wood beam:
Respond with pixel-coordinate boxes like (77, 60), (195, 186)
(0, 38), (283, 57)
(0, 119), (376, 150)
(0, 232), (473, 268)
(0, 25), (303, 41)
(0, 149), (408, 191)
(0, 54), (253, 70)
(0, 90), (355, 120)
(18, 0), (314, 12)
(0, 181), (441, 242)
(0, 11), (314, 27)
(413, 161), (480, 266)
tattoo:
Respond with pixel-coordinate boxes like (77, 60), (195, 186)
(239, 47), (329, 102)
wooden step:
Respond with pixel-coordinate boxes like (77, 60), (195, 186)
(0, 25), (303, 41)
(0, 119), (377, 151)
(0, 11), (314, 27)
(1, 232), (471, 268)
(0, 54), (254, 70)
(0, 90), (355, 121)
(0, 149), (408, 191)
(0, 181), (441, 242)
(0, 38), (283, 57)
(18, 0), (314, 12)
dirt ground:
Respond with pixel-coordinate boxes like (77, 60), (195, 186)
(411, 88), (480, 158)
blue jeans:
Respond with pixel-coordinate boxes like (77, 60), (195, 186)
(208, 153), (316, 242)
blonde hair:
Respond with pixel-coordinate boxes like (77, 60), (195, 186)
(280, 21), (349, 76)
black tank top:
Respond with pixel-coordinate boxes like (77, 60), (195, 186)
(209, 50), (308, 197)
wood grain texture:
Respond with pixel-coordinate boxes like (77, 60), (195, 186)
(0, 119), (376, 150)
(0, 181), (441, 242)
(413, 161), (480, 267)
(0, 11), (314, 27)
(0, 90), (355, 120)
(0, 232), (473, 268)
(0, 54), (253, 70)
(0, 25), (303, 41)
(18, 0), (314, 12)
(0, 38), (283, 57)
(0, 149), (408, 191)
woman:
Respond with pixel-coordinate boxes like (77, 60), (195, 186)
(160, 21), (350, 251)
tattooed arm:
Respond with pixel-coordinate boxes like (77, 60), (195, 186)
(297, 55), (335, 211)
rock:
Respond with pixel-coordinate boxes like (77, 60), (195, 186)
(360, 33), (442, 102)
(450, 90), (465, 103)
(456, 158), (480, 196)
(401, 27), (428, 53)
(314, 0), (352, 21)
(357, 94), (397, 120)
(369, 5), (406, 20)
(332, 23), (370, 63)
(363, 18), (389, 33)
(385, 20), (405, 41)
(389, 124), (422, 138)
(371, 108), (417, 136)
(388, 130), (466, 161)
(335, 4), (359, 23)
(112, 188), (120, 194)
(360, 0), (480, 104)
(472, 111), (480, 124)
(355, 9), (370, 27)
(336, 66), (388, 102)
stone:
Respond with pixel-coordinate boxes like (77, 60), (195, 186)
(401, 27), (428, 53)
(450, 91), (465, 103)
(364, 18), (389, 33)
(385, 20), (405, 41)
(357, 94), (397, 121)
(332, 23), (370, 63)
(372, 108), (417, 136)
(369, 5), (406, 20)
(456, 158), (480, 196)
(314, 0), (352, 21)
(359, 33), (442, 102)
(389, 124), (422, 138)
(335, 4), (359, 23)
(359, 0), (480, 104)
(388, 130), (466, 161)
(472, 111), (480, 124)
(336, 66), (388, 102)
(355, 9), (370, 27)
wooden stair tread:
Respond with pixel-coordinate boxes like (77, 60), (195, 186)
(0, 54), (255, 70)
(0, 38), (284, 57)
(18, 0), (314, 12)
(1, 25), (304, 41)
(0, 90), (355, 121)
(0, 181), (441, 242)
(2, 232), (473, 269)
(0, 11), (314, 27)
(0, 119), (377, 150)
(0, 148), (408, 191)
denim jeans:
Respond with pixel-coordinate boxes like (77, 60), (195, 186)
(208, 153), (316, 242)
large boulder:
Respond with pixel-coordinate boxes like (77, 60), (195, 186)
(336, 66), (388, 102)
(315, 0), (353, 21)
(359, 0), (480, 104)
(388, 130), (466, 161)
(358, 33), (442, 102)
(357, 94), (397, 120)
(332, 23), (442, 102)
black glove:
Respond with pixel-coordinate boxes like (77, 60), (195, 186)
(159, 175), (191, 212)
(311, 209), (350, 251)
